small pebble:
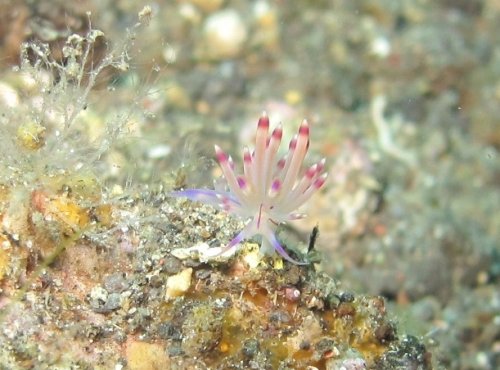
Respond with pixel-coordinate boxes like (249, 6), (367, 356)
(202, 9), (248, 60)
(165, 268), (193, 300)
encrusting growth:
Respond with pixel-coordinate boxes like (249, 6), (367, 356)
(171, 113), (327, 264)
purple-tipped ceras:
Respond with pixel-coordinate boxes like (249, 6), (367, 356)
(171, 113), (327, 264)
